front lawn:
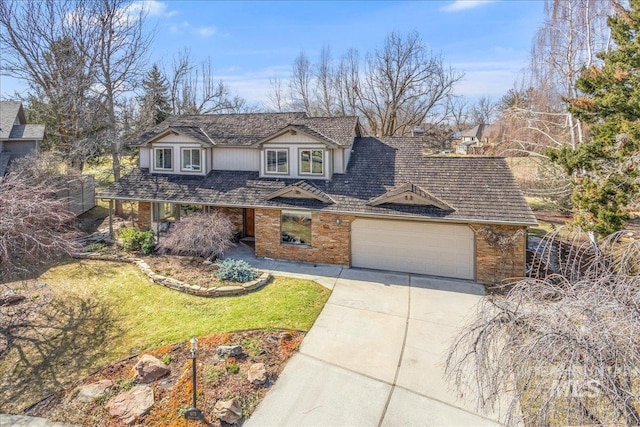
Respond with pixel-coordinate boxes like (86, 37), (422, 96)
(0, 259), (330, 412)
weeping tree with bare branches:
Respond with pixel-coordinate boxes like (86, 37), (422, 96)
(0, 173), (80, 280)
(157, 211), (234, 260)
(446, 228), (640, 426)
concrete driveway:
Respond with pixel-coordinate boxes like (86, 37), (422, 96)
(240, 251), (502, 427)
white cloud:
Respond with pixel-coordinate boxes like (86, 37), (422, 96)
(128, 0), (177, 17)
(197, 26), (216, 38)
(440, 1), (497, 12)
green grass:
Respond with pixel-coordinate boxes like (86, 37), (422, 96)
(42, 260), (329, 354)
(0, 259), (329, 412)
(83, 154), (137, 191)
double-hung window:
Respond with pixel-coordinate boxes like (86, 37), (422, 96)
(155, 148), (172, 170)
(266, 149), (288, 174)
(300, 149), (324, 175)
(182, 148), (201, 171)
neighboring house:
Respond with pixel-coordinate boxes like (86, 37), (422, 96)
(453, 123), (493, 154)
(98, 112), (537, 284)
(0, 100), (45, 176)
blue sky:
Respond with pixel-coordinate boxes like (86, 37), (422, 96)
(0, 0), (546, 107)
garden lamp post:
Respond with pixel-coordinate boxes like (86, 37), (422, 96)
(184, 337), (203, 421)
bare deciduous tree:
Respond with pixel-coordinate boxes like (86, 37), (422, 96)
(0, 173), (80, 280)
(446, 228), (640, 426)
(314, 45), (335, 115)
(157, 211), (234, 260)
(334, 48), (360, 117)
(289, 50), (313, 115)
(93, 0), (151, 214)
(0, 0), (104, 171)
(355, 31), (462, 136)
(168, 49), (245, 115)
(267, 75), (287, 112)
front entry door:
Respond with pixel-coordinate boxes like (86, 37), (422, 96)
(244, 208), (255, 237)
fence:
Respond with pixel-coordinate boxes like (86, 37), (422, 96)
(54, 175), (95, 216)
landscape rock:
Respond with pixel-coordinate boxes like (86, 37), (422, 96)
(106, 385), (154, 425)
(132, 354), (170, 383)
(74, 379), (113, 402)
(213, 398), (242, 424)
(216, 345), (243, 358)
(247, 363), (267, 385)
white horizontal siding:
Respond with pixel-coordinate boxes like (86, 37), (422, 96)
(212, 147), (259, 171)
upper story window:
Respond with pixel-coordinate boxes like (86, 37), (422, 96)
(182, 148), (201, 171)
(300, 149), (324, 175)
(266, 149), (288, 174)
(155, 148), (172, 170)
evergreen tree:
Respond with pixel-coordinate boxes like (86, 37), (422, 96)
(549, 0), (640, 235)
(138, 64), (171, 130)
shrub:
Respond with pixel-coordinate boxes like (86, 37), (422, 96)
(157, 211), (234, 260)
(118, 227), (155, 254)
(215, 259), (257, 283)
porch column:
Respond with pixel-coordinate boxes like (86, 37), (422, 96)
(108, 199), (114, 239)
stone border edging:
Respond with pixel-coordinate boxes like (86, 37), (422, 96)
(72, 253), (270, 297)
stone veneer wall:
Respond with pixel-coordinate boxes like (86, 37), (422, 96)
(138, 202), (151, 229)
(255, 208), (354, 265)
(472, 224), (527, 284)
(215, 207), (244, 233)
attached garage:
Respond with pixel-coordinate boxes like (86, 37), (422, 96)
(351, 218), (475, 280)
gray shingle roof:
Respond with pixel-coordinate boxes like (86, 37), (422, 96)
(0, 101), (45, 141)
(8, 124), (45, 140)
(134, 113), (358, 147)
(0, 101), (23, 140)
(99, 137), (537, 225)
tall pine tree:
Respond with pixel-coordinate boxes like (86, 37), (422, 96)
(550, 0), (640, 235)
(138, 64), (171, 131)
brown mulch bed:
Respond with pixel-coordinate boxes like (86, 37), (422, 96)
(142, 255), (221, 288)
(26, 329), (305, 426)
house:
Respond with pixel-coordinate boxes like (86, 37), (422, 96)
(453, 123), (493, 154)
(98, 112), (537, 284)
(0, 100), (45, 175)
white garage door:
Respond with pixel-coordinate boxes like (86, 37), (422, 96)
(351, 219), (475, 279)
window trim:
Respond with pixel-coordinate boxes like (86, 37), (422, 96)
(299, 148), (324, 175)
(265, 148), (289, 175)
(280, 210), (312, 246)
(181, 147), (202, 172)
(154, 147), (173, 171)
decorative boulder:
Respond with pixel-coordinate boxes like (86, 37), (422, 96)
(247, 363), (267, 385)
(74, 379), (113, 402)
(214, 398), (242, 424)
(133, 354), (170, 383)
(106, 385), (154, 425)
(216, 345), (243, 358)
